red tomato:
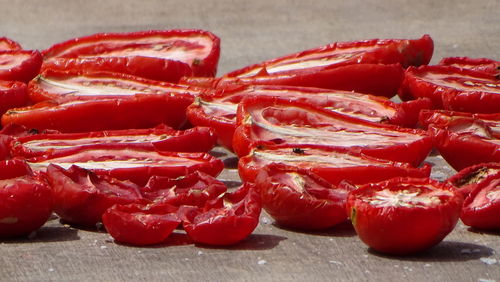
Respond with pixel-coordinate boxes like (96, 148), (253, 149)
(45, 164), (144, 227)
(0, 160), (53, 237)
(399, 65), (499, 113)
(102, 201), (181, 246)
(254, 163), (354, 230)
(0, 50), (42, 82)
(439, 57), (499, 76)
(346, 177), (463, 255)
(233, 95), (432, 166)
(0, 37), (22, 51)
(238, 145), (431, 184)
(460, 172), (500, 230)
(447, 162), (500, 197)
(181, 183), (261, 246)
(42, 29), (220, 77)
(0, 80), (28, 116)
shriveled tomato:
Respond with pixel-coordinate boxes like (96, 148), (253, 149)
(0, 80), (28, 116)
(346, 177), (463, 255)
(43, 29), (220, 77)
(0, 159), (53, 237)
(233, 95), (432, 166)
(447, 162), (500, 197)
(238, 145), (431, 184)
(181, 183), (261, 246)
(460, 171), (500, 230)
(0, 37), (22, 51)
(0, 50), (42, 82)
(439, 57), (499, 76)
(45, 164), (144, 227)
(102, 201), (181, 246)
(399, 65), (499, 113)
(254, 163), (354, 230)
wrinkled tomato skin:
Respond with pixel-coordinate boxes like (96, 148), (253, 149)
(0, 50), (42, 82)
(102, 202), (181, 246)
(0, 37), (22, 51)
(447, 162), (500, 198)
(45, 164), (144, 227)
(182, 183), (261, 246)
(460, 173), (500, 230)
(0, 160), (53, 237)
(254, 164), (354, 230)
(346, 177), (463, 255)
(439, 57), (499, 76)
(0, 80), (28, 116)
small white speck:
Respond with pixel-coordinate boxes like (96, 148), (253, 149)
(138, 251), (142, 254)
(93, 240), (98, 244)
(329, 238), (334, 242)
(197, 251), (203, 255)
(478, 279), (496, 282)
(452, 44), (459, 49)
(424, 263), (432, 267)
(48, 268), (54, 272)
(257, 259), (267, 265)
(292, 242), (296, 246)
(100, 245), (107, 250)
(261, 217), (271, 224)
(480, 258), (497, 265)
(184, 258), (189, 261)
(461, 248), (472, 254)
(403, 266), (413, 271)
(329, 260), (342, 265)
(364, 270), (370, 274)
(394, 264), (400, 268)
(363, 254), (369, 258)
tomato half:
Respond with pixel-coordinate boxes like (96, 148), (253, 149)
(0, 37), (22, 51)
(0, 50), (42, 82)
(0, 80), (28, 117)
(439, 57), (499, 76)
(346, 177), (463, 255)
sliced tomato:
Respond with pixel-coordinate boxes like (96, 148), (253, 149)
(43, 29), (220, 77)
(0, 50), (42, 82)
(233, 96), (433, 166)
(239, 145), (431, 184)
(460, 172), (500, 230)
(439, 57), (499, 76)
(28, 147), (224, 186)
(8, 124), (217, 158)
(187, 84), (431, 150)
(102, 201), (181, 246)
(0, 80), (28, 116)
(0, 37), (22, 51)
(2, 93), (194, 132)
(254, 163), (354, 230)
(399, 65), (500, 113)
(346, 177), (463, 255)
(28, 69), (201, 103)
(447, 162), (500, 198)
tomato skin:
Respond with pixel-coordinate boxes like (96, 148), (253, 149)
(102, 201), (181, 246)
(43, 29), (220, 77)
(346, 177), (463, 255)
(0, 80), (28, 116)
(42, 56), (193, 83)
(460, 172), (500, 230)
(0, 159), (53, 237)
(238, 145), (431, 185)
(447, 162), (500, 198)
(182, 183), (261, 246)
(8, 125), (217, 158)
(439, 57), (499, 76)
(0, 37), (22, 51)
(233, 95), (432, 166)
(0, 50), (42, 82)
(45, 164), (145, 227)
(254, 164), (354, 230)
(399, 65), (500, 113)
(2, 94), (194, 132)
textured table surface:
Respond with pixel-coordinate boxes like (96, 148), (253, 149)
(1, 0), (499, 281)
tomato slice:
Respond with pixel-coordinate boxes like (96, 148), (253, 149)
(0, 80), (28, 116)
(8, 124), (217, 158)
(439, 57), (499, 76)
(102, 201), (181, 246)
(460, 172), (500, 230)
(2, 93), (194, 132)
(28, 69), (201, 102)
(42, 56), (193, 83)
(346, 177), (463, 255)
(0, 37), (22, 51)
(226, 35), (433, 77)
(233, 96), (433, 166)
(28, 147), (224, 186)
(46, 164), (144, 227)
(183, 63), (404, 98)
(421, 110), (500, 171)
(43, 29), (220, 77)
(181, 183), (261, 246)
(0, 159), (53, 237)
(447, 162), (500, 197)
(0, 50), (42, 82)
(399, 65), (500, 113)
(187, 85), (431, 150)
(254, 163), (354, 230)
(238, 145), (431, 184)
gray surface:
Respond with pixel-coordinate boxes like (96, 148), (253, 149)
(1, 0), (499, 281)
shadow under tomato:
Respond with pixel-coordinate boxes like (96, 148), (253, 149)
(222, 156), (239, 169)
(367, 241), (494, 262)
(272, 221), (357, 238)
(113, 232), (194, 248)
(467, 227), (500, 236)
(195, 233), (287, 251)
(1, 225), (80, 243)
